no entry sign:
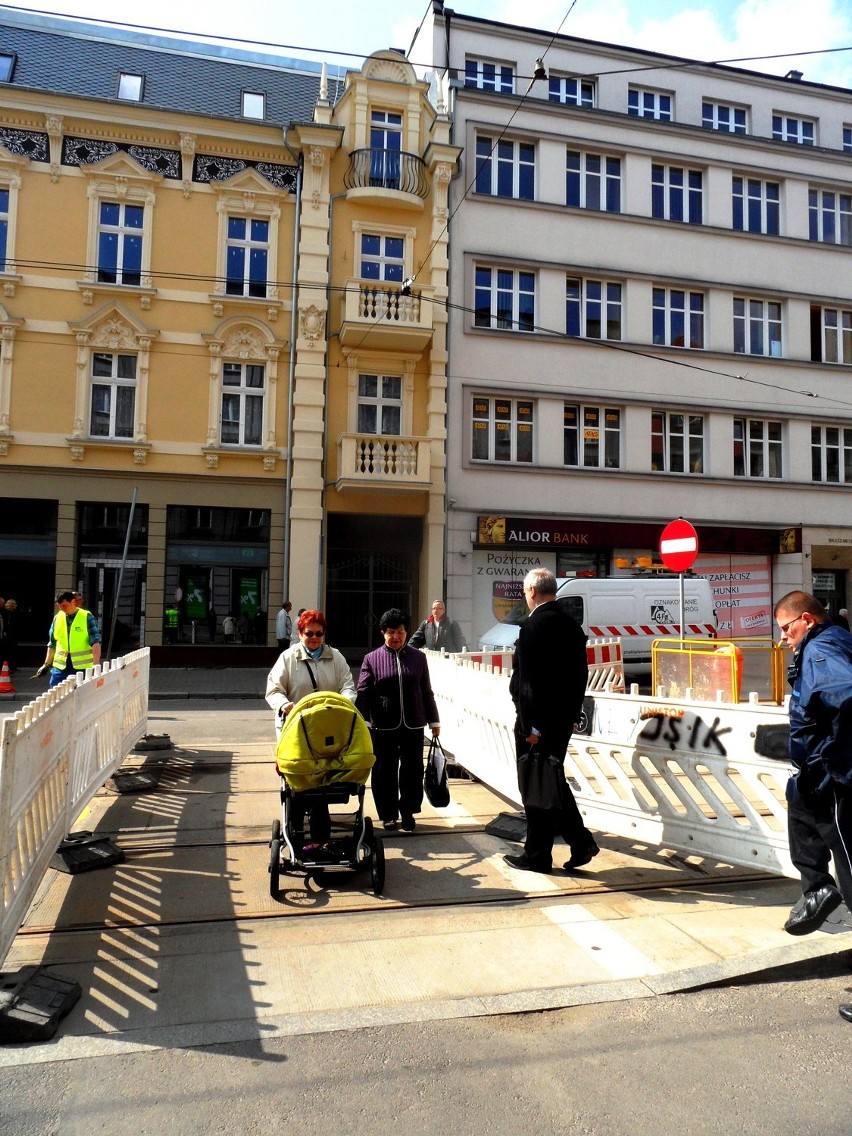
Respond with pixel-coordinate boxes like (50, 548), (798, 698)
(659, 518), (699, 572)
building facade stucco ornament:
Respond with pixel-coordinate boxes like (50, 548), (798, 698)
(299, 304), (325, 343)
(44, 113), (63, 182)
(222, 326), (266, 359)
(70, 442), (85, 461)
(133, 447), (148, 465)
(180, 132), (196, 197)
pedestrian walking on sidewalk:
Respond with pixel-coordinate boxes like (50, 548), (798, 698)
(356, 608), (439, 833)
(774, 590), (852, 1024)
(266, 609), (356, 846)
(505, 567), (599, 875)
(276, 601), (293, 650)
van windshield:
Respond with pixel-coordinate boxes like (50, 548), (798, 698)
(501, 598), (531, 626)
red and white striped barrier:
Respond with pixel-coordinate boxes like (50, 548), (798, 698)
(587, 622), (716, 639)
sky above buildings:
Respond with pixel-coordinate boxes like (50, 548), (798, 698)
(2, 0), (851, 88)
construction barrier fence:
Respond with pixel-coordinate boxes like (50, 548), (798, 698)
(0, 649), (149, 966)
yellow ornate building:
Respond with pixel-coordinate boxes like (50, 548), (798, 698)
(0, 11), (458, 659)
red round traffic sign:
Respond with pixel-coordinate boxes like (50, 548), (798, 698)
(659, 518), (699, 572)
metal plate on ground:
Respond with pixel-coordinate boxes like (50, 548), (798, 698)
(0, 966), (81, 1042)
(108, 770), (161, 794)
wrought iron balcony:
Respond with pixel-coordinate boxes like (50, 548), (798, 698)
(344, 149), (429, 202)
(336, 433), (432, 492)
(339, 279), (434, 350)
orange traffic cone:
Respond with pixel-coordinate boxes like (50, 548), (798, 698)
(0, 660), (14, 699)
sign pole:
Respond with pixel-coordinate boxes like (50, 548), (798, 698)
(659, 517), (700, 646)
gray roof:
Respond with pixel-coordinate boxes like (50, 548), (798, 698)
(0, 13), (345, 124)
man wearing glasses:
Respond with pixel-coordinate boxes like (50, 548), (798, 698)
(775, 590), (852, 1023)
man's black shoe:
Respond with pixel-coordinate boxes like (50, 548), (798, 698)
(783, 885), (843, 935)
(503, 853), (551, 873)
(563, 842), (600, 872)
(839, 1004), (852, 1023)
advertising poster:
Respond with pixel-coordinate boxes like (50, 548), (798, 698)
(693, 554), (772, 636)
(472, 549), (557, 644)
(238, 574), (259, 618)
(184, 575), (208, 620)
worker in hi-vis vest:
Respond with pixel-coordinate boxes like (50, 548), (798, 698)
(35, 589), (102, 688)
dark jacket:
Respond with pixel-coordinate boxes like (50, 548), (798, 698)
(788, 620), (852, 797)
(510, 599), (588, 742)
(409, 616), (467, 653)
(356, 643), (439, 731)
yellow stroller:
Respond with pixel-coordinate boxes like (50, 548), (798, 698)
(269, 691), (384, 896)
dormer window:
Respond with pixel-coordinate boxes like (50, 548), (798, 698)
(0, 54), (15, 83)
(117, 72), (144, 101)
(242, 91), (265, 119)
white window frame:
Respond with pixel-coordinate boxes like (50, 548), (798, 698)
(242, 91), (266, 120)
(773, 114), (815, 145)
(651, 164), (703, 224)
(702, 100), (747, 133)
(651, 410), (705, 474)
(471, 395), (534, 463)
(566, 276), (623, 341)
(220, 361), (265, 447)
(211, 170), (283, 303)
(96, 199), (145, 286)
(734, 418), (783, 479)
(627, 87), (673, 120)
(844, 126), (852, 154)
(117, 72), (144, 101)
(548, 75), (595, 107)
(464, 57), (514, 93)
(474, 135), (535, 200)
(811, 423), (852, 483)
(356, 373), (403, 436)
(82, 156), (157, 292)
(652, 287), (705, 349)
(68, 305), (156, 448)
(89, 350), (137, 439)
(204, 320), (280, 457)
(563, 403), (621, 469)
(474, 265), (536, 332)
(808, 188), (852, 246)
(0, 153), (22, 275)
(344, 352), (415, 437)
(732, 176), (780, 234)
(813, 306), (852, 365)
(225, 215), (270, 298)
(733, 297), (782, 357)
(566, 150), (621, 212)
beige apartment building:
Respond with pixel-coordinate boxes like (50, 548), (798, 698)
(0, 10), (457, 659)
(411, 3), (852, 645)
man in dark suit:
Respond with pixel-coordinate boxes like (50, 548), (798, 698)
(505, 567), (599, 874)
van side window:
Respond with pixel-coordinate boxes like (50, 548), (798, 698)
(562, 596), (584, 622)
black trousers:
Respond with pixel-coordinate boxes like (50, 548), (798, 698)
(371, 727), (425, 822)
(516, 727), (590, 867)
(787, 783), (852, 907)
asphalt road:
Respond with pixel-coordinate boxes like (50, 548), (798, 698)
(1, 953), (851, 1136)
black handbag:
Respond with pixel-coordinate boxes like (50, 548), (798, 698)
(516, 747), (566, 810)
(424, 736), (451, 808)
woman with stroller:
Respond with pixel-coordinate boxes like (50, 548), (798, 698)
(265, 609), (356, 847)
(356, 607), (440, 832)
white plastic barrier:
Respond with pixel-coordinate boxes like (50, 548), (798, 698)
(426, 649), (795, 879)
(0, 649), (149, 966)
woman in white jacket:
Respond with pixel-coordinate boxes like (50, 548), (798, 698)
(265, 609), (356, 850)
(265, 608), (356, 733)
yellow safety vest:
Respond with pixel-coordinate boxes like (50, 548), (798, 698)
(53, 608), (95, 671)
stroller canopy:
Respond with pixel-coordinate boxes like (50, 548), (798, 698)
(276, 691), (375, 791)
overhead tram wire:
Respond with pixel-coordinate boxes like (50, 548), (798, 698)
(9, 254), (852, 412)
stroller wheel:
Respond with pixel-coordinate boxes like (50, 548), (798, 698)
(270, 818), (281, 846)
(371, 836), (385, 896)
(269, 837), (282, 898)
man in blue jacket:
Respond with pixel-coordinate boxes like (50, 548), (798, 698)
(775, 590), (852, 1024)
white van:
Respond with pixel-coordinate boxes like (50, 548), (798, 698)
(479, 576), (716, 676)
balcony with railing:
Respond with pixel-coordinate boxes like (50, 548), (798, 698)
(339, 279), (434, 350)
(335, 433), (432, 492)
(344, 148), (429, 207)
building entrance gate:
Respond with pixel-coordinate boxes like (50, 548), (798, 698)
(326, 552), (414, 661)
